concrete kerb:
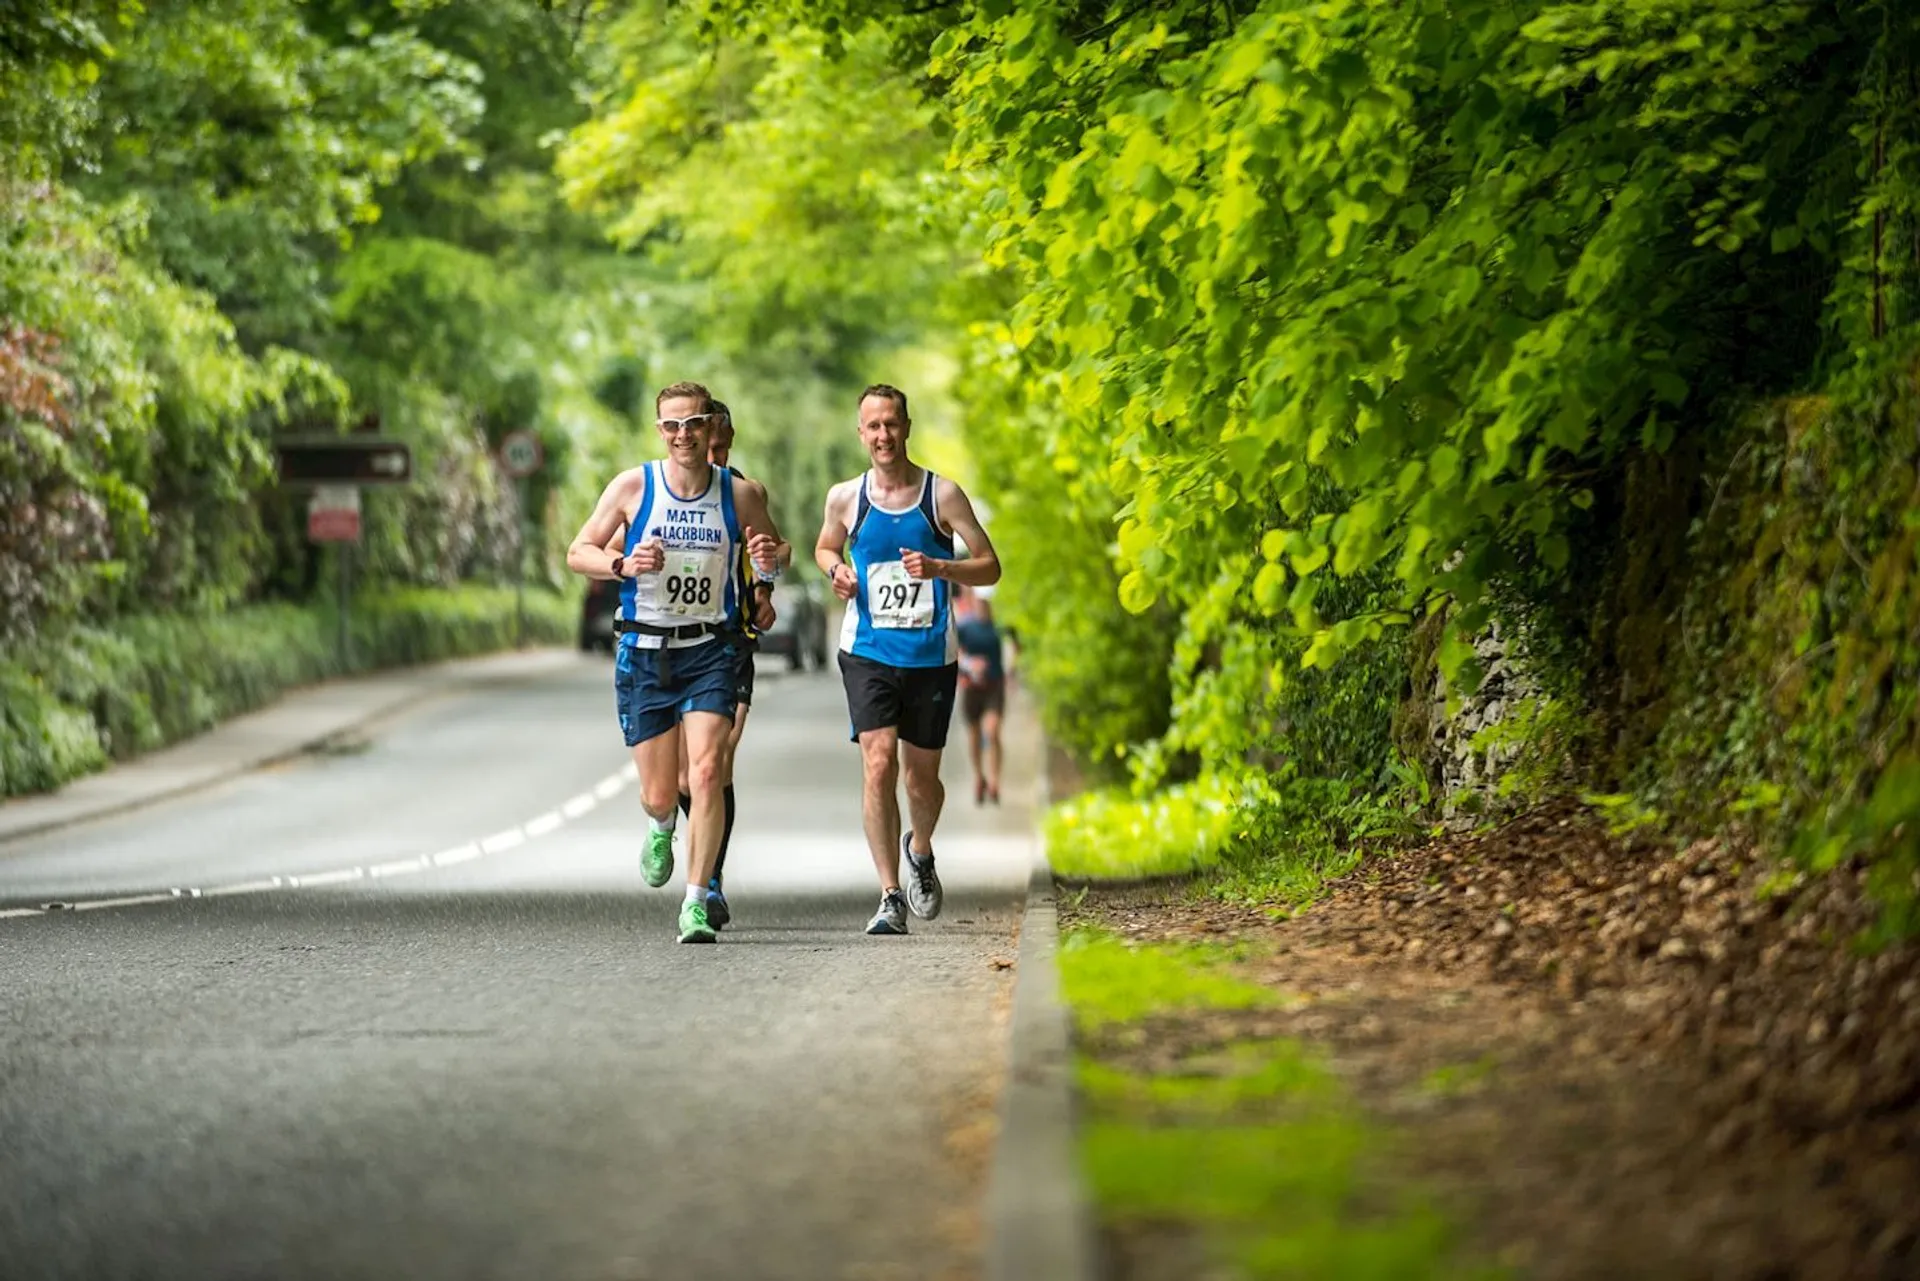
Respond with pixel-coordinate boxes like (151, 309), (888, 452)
(984, 792), (1100, 1280)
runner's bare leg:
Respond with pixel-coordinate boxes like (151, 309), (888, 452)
(859, 727), (903, 889)
(901, 741), (945, 858)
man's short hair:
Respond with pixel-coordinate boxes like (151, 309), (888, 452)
(859, 384), (909, 420)
(655, 380), (713, 414)
(710, 399), (732, 426)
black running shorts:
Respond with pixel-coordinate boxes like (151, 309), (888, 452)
(733, 643), (756, 709)
(838, 651), (958, 750)
(961, 677), (1005, 724)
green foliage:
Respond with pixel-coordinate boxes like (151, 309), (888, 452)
(1059, 928), (1280, 1027)
(1048, 763), (1427, 905)
(1464, 695), (1588, 807)
(1047, 775), (1251, 881)
(665, 0), (1920, 934)
(73, 0), (485, 344)
(562, 6), (951, 378)
(0, 1), (135, 175)
(931, 0), (1868, 675)
(2, 0), (641, 686)
(1208, 771), (1431, 908)
(0, 180), (342, 645)
(558, 2), (960, 547)
(0, 585), (573, 798)
(1636, 386), (1920, 927)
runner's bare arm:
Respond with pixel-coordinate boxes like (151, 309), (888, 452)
(734, 478), (792, 571)
(901, 478), (1001, 587)
(814, 480), (858, 600)
(566, 470), (648, 578)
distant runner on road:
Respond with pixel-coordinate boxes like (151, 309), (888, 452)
(566, 381), (783, 944)
(674, 399), (790, 931)
(814, 384), (1001, 936)
(953, 586), (1007, 807)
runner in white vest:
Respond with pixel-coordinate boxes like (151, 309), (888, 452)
(566, 381), (784, 944)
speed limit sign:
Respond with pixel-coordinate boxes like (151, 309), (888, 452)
(500, 430), (543, 479)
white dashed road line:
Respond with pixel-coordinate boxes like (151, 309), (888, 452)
(431, 842), (483, 868)
(2, 764), (638, 922)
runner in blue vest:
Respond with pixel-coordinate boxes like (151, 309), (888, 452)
(566, 381), (784, 944)
(813, 384), (1002, 935)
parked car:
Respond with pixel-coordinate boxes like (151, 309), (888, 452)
(578, 577), (619, 653)
(758, 579), (829, 671)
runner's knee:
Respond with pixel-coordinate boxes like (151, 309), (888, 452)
(860, 734), (899, 786)
(688, 744), (726, 797)
(642, 776), (679, 818)
(902, 748), (943, 794)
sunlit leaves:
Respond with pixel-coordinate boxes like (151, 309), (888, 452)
(916, 0), (1888, 701)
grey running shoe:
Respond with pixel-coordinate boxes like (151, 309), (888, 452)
(903, 832), (943, 920)
(865, 889), (910, 935)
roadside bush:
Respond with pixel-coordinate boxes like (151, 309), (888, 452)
(1047, 773), (1252, 882)
(0, 585), (574, 798)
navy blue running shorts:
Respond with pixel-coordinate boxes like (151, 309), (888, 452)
(614, 638), (739, 747)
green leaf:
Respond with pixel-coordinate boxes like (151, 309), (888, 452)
(1650, 371), (1689, 406)
(1118, 570), (1158, 614)
(1252, 561), (1288, 610)
(1289, 542), (1330, 576)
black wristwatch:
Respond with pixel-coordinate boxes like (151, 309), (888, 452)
(609, 554), (627, 580)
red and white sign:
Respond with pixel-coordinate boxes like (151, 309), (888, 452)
(307, 485), (362, 543)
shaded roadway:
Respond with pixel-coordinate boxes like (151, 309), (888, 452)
(0, 651), (1037, 1281)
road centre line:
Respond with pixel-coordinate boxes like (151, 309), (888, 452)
(479, 828), (525, 854)
(74, 892), (185, 911)
(200, 877), (286, 897)
(431, 842), (484, 868)
(2, 765), (635, 922)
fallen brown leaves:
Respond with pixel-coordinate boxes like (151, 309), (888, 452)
(1062, 799), (1920, 1280)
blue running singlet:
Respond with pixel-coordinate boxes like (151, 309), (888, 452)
(838, 469), (957, 669)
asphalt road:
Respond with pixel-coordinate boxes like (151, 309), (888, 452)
(0, 651), (1035, 1281)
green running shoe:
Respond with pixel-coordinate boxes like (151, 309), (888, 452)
(642, 827), (674, 888)
(678, 897), (717, 944)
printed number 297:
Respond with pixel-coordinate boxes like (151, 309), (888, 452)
(878, 582), (922, 612)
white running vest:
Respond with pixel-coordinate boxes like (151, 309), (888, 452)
(618, 462), (741, 649)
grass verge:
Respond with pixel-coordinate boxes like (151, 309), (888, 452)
(1059, 927), (1501, 1280)
(1046, 772), (1423, 913)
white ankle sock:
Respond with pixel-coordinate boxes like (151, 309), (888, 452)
(650, 813), (676, 834)
(685, 884), (705, 905)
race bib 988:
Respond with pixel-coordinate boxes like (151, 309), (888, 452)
(644, 548), (727, 619)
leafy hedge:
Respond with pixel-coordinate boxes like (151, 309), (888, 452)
(0, 585), (574, 798)
(1047, 768), (1427, 898)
